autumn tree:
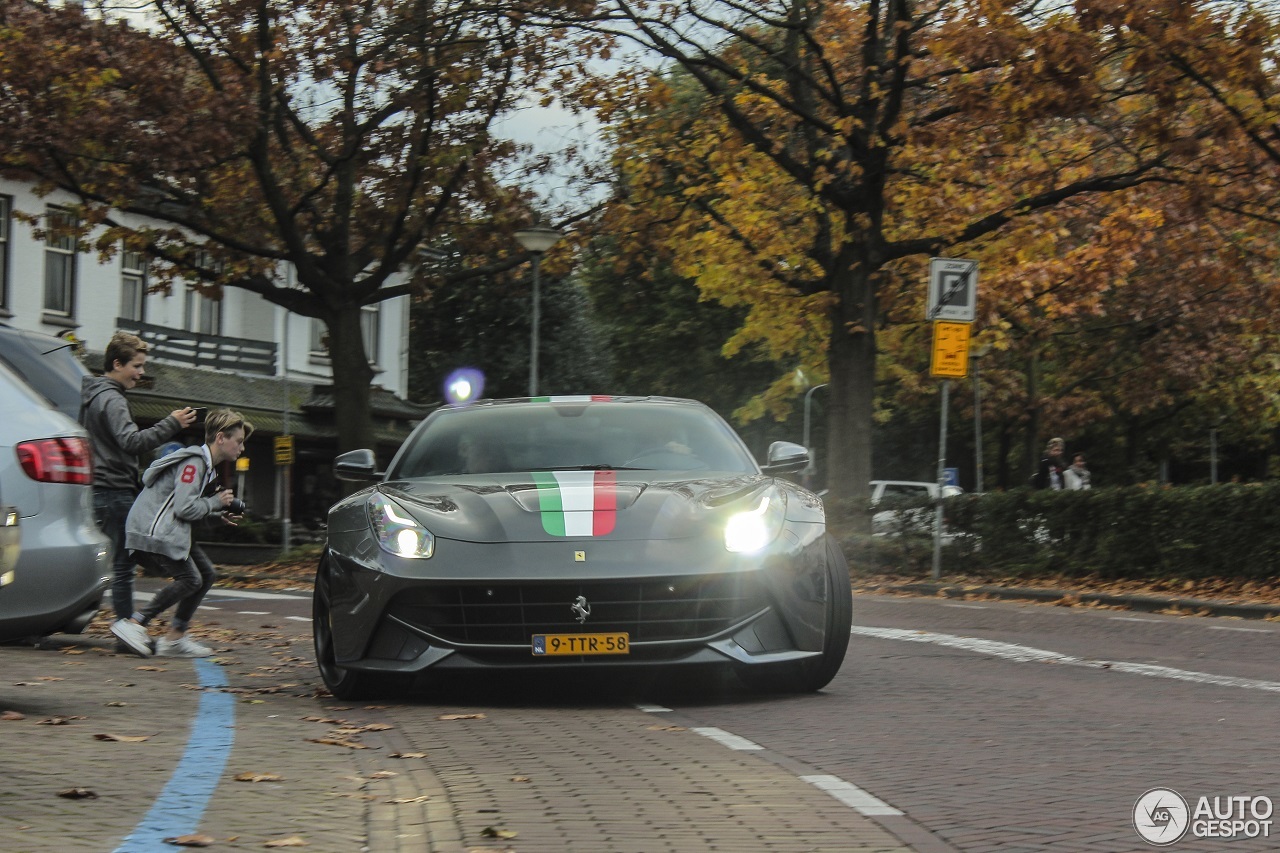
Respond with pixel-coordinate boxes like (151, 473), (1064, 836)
(552, 0), (1277, 510)
(0, 0), (585, 451)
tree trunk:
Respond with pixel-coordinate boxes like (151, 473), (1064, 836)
(823, 251), (876, 530)
(1023, 350), (1041, 482)
(325, 305), (377, 456)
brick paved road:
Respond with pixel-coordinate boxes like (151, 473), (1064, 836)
(0, 584), (917, 853)
(7, 583), (1273, 852)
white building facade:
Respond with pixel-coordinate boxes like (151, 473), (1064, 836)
(0, 179), (411, 399)
(0, 178), (424, 544)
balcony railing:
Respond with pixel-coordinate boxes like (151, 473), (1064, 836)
(116, 318), (277, 376)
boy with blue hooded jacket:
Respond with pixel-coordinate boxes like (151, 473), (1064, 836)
(111, 409), (252, 658)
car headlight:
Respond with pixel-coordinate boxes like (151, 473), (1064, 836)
(724, 491), (786, 553)
(368, 493), (435, 559)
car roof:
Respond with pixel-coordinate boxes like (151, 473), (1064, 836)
(0, 324), (88, 420)
(457, 395), (704, 408)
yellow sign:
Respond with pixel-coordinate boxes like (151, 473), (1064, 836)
(273, 434), (295, 466)
(930, 321), (971, 379)
(235, 457), (250, 472)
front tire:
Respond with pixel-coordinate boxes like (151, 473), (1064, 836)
(313, 558), (394, 701)
(737, 535), (853, 692)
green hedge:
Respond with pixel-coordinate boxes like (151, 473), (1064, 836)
(834, 483), (1280, 581)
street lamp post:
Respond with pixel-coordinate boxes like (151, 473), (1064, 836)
(802, 383), (827, 487)
(514, 225), (564, 397)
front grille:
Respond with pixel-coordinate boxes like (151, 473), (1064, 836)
(386, 574), (763, 646)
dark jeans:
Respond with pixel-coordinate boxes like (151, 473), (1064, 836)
(131, 545), (216, 633)
(93, 487), (139, 620)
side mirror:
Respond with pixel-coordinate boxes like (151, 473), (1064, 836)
(333, 449), (382, 483)
(761, 440), (809, 475)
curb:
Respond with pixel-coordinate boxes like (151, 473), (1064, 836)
(855, 581), (1280, 621)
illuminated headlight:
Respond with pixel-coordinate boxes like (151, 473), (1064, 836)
(724, 491), (786, 553)
(368, 493), (435, 559)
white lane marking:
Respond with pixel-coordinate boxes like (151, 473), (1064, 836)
(205, 589), (310, 601)
(198, 606), (221, 611)
(942, 604), (987, 610)
(635, 704), (673, 713)
(285, 616), (312, 622)
(237, 611), (270, 616)
(1209, 625), (1274, 634)
(852, 626), (1280, 693)
(800, 775), (904, 816)
(691, 727), (763, 751)
(1110, 617), (1162, 623)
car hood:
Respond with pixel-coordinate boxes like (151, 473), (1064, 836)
(371, 472), (777, 543)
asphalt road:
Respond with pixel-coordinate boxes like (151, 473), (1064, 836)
(2, 582), (1276, 851)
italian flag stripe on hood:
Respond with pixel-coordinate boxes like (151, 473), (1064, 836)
(532, 471), (618, 537)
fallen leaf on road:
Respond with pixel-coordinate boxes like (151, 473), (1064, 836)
(94, 733), (154, 743)
(57, 787), (97, 799)
(37, 676), (65, 681)
(479, 827), (518, 839)
(104, 702), (127, 707)
(263, 836), (308, 847)
(306, 737), (369, 749)
(366, 771), (397, 780)
(61, 648), (86, 655)
(2, 710), (25, 721)
(390, 752), (427, 759)
(437, 713), (485, 721)
(511, 776), (531, 783)
(386, 795), (430, 804)
(136, 666), (167, 672)
(646, 725), (686, 732)
(163, 833), (216, 847)
(39, 716), (86, 725)
(358, 722), (393, 731)
(235, 772), (284, 783)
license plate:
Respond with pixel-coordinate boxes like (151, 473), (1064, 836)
(531, 632), (630, 656)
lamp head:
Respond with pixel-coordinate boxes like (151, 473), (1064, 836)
(515, 225), (564, 254)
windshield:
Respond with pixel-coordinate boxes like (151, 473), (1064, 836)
(389, 401), (759, 478)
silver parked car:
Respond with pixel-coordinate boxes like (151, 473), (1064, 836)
(0, 359), (109, 641)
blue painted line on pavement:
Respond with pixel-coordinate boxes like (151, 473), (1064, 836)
(113, 659), (235, 852)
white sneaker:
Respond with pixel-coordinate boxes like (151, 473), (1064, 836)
(110, 619), (153, 657)
(155, 636), (213, 658)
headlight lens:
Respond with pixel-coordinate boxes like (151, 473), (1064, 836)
(724, 491), (785, 553)
(368, 493), (434, 559)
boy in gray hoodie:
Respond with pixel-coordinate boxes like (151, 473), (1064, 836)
(80, 332), (197, 621)
(111, 409), (252, 658)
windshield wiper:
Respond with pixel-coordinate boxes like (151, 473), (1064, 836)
(540, 464), (645, 471)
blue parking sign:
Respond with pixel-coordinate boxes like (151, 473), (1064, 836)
(943, 467), (959, 487)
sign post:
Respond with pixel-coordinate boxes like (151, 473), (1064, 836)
(927, 259), (978, 580)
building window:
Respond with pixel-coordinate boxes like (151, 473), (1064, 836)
(184, 288), (222, 335)
(309, 307), (379, 364)
(0, 196), (10, 312)
(362, 305), (380, 364)
(120, 249), (147, 321)
(184, 249), (223, 334)
(43, 207), (77, 318)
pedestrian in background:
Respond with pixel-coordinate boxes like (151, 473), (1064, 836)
(1064, 452), (1092, 490)
(80, 332), (197, 623)
(1033, 437), (1068, 489)
(111, 409), (251, 658)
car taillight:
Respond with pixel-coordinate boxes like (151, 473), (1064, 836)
(16, 436), (93, 485)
